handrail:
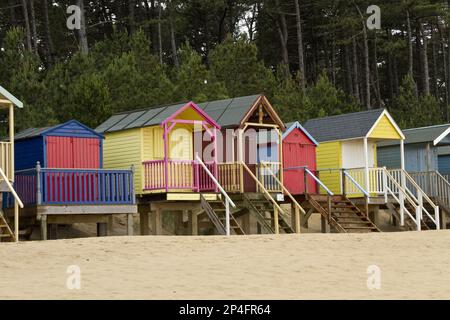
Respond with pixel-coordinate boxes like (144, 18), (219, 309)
(283, 165), (334, 196)
(0, 167), (23, 208)
(384, 169), (421, 229)
(343, 170), (370, 198)
(240, 161), (287, 234)
(305, 168), (334, 196)
(195, 153), (236, 236)
(260, 161), (306, 214)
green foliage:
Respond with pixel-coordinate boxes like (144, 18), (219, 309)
(209, 37), (276, 97)
(391, 74), (442, 128)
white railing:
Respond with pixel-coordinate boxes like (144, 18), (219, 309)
(0, 142), (13, 181)
(409, 171), (450, 213)
(388, 169), (439, 230)
(344, 167), (385, 196)
(195, 153), (236, 236)
(0, 167), (24, 242)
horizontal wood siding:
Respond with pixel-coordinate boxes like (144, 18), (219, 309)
(316, 141), (341, 194)
(368, 114), (402, 140)
(103, 128), (142, 194)
(438, 155), (450, 174)
(15, 137), (44, 170)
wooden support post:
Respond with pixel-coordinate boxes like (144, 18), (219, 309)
(274, 206), (279, 234)
(174, 211), (184, 235)
(97, 223), (107, 237)
(291, 202), (301, 233)
(441, 211), (447, 230)
(321, 215), (330, 233)
(188, 210), (198, 235)
(127, 214), (134, 236)
(14, 202), (19, 242)
(40, 214), (47, 240)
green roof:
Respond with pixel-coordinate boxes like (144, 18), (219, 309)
(378, 124), (450, 147)
(96, 95), (262, 133)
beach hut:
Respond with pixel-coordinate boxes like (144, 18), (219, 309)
(97, 95), (304, 236)
(303, 109), (405, 195)
(377, 124), (450, 172)
(377, 124), (450, 215)
(281, 121), (318, 195)
(0, 85), (24, 242)
(10, 120), (137, 240)
(14, 120), (103, 171)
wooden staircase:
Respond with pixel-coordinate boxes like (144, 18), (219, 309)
(385, 199), (436, 231)
(0, 209), (15, 241)
(200, 195), (245, 235)
(243, 194), (295, 234)
(307, 194), (380, 233)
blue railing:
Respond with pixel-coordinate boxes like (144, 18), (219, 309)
(7, 166), (135, 206)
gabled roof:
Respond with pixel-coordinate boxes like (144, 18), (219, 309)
(283, 121), (319, 146)
(96, 94), (282, 133)
(304, 109), (404, 142)
(0, 85), (23, 108)
(14, 120), (103, 141)
(378, 124), (450, 147)
(161, 101), (220, 129)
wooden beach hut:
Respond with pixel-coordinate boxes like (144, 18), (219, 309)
(303, 109), (444, 232)
(9, 120), (137, 240)
(97, 95), (304, 236)
(281, 121), (318, 195)
(377, 124), (450, 218)
(0, 85), (24, 242)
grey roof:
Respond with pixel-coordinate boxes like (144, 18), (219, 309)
(303, 109), (385, 142)
(13, 127), (51, 140)
(96, 95), (261, 133)
(378, 124), (450, 148)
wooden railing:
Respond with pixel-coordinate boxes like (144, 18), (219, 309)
(217, 163), (242, 193)
(0, 142), (13, 181)
(344, 167), (385, 196)
(409, 171), (450, 212)
(143, 159), (216, 192)
(9, 165), (135, 206)
(256, 162), (282, 192)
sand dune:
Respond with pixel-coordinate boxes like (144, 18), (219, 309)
(1, 231), (450, 299)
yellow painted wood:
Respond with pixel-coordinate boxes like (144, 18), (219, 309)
(316, 141), (342, 194)
(169, 124), (193, 160)
(369, 114), (402, 140)
(175, 108), (205, 122)
(103, 128), (143, 194)
(166, 193), (218, 201)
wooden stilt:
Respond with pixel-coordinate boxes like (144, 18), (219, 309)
(40, 214), (47, 240)
(127, 214), (134, 236)
(321, 215), (330, 233)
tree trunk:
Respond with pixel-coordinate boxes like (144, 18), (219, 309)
(355, 4), (371, 109)
(78, 0), (89, 55)
(345, 44), (354, 98)
(128, 0), (135, 33)
(373, 32), (382, 107)
(419, 22), (430, 96)
(158, 2), (163, 65)
(294, 0), (305, 86)
(42, 0), (55, 66)
(275, 0), (289, 75)
(431, 25), (438, 98)
(169, 18), (179, 68)
(406, 9), (414, 76)
(29, 0), (38, 53)
(9, 0), (17, 26)
(352, 37), (361, 104)
(21, 0), (32, 51)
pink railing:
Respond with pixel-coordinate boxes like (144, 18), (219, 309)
(143, 159), (217, 192)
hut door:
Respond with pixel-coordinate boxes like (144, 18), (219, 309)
(46, 136), (100, 168)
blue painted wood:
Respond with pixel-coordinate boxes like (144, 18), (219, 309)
(438, 155), (450, 174)
(9, 168), (134, 206)
(378, 143), (439, 172)
(15, 137), (45, 170)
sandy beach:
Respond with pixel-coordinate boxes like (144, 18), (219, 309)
(1, 231), (450, 300)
